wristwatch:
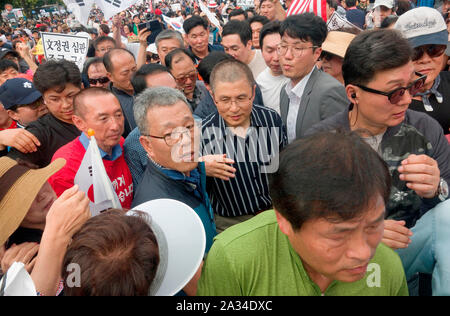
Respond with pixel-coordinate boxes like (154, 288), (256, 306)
(436, 178), (449, 202)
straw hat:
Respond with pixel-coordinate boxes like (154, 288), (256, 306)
(0, 157), (66, 245)
(321, 31), (356, 59)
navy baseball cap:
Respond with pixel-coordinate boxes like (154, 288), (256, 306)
(0, 78), (42, 110)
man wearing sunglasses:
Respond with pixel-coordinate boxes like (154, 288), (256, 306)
(394, 7), (450, 136)
(84, 57), (110, 89)
(308, 29), (450, 295)
(165, 48), (207, 113)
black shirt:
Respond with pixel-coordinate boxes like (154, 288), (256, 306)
(8, 113), (80, 167)
(6, 227), (43, 249)
(110, 83), (136, 138)
(410, 71), (450, 135)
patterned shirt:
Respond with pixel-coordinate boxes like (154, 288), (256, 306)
(201, 104), (288, 217)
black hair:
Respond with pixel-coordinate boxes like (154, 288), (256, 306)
(82, 57), (104, 76)
(183, 15), (208, 34)
(33, 59), (81, 94)
(345, 0), (357, 7)
(222, 20), (252, 45)
(131, 64), (170, 95)
(380, 15), (398, 28)
(0, 59), (19, 73)
(259, 20), (281, 50)
(228, 8), (248, 20)
(326, 0), (338, 10)
(342, 29), (412, 87)
(164, 48), (196, 70)
(270, 129), (391, 231)
(248, 15), (270, 28)
(279, 13), (328, 48)
(197, 51), (234, 85)
(99, 24), (110, 35)
(93, 36), (116, 51)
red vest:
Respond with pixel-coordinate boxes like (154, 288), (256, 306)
(49, 137), (133, 209)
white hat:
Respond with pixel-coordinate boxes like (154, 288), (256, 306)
(128, 199), (206, 296)
(373, 0), (394, 9)
(208, 1), (218, 8)
(394, 7), (448, 48)
(146, 43), (158, 54)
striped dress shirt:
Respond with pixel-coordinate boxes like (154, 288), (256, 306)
(201, 104), (288, 217)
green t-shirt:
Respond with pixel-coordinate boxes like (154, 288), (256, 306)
(197, 210), (408, 296)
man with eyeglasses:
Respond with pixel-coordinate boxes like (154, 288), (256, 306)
(201, 59), (287, 233)
(93, 36), (116, 58)
(7, 60), (82, 168)
(307, 29), (450, 296)
(131, 86), (216, 295)
(165, 48), (208, 113)
(394, 7), (450, 136)
(279, 13), (348, 143)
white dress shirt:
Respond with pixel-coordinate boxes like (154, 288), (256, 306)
(284, 67), (315, 143)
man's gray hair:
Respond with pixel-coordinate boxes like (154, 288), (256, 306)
(155, 30), (185, 49)
(133, 86), (189, 135)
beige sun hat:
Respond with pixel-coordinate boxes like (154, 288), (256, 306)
(0, 157), (66, 245)
(321, 31), (357, 59)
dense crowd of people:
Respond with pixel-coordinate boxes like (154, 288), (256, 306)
(0, 0), (450, 297)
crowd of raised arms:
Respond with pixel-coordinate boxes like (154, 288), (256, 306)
(0, 0), (449, 297)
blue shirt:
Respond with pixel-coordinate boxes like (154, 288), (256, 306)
(79, 132), (123, 161)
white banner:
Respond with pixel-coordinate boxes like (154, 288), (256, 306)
(96, 0), (140, 21)
(63, 0), (95, 26)
(162, 15), (185, 34)
(326, 12), (362, 31)
(74, 135), (122, 217)
(198, 0), (221, 29)
(41, 32), (89, 72)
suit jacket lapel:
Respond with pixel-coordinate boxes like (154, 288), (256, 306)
(296, 67), (319, 137)
(280, 82), (289, 124)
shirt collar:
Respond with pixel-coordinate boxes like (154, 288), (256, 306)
(216, 106), (263, 138)
(148, 155), (201, 186)
(79, 132), (123, 161)
(285, 66), (316, 99)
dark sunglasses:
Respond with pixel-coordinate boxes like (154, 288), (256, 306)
(412, 44), (446, 61)
(319, 51), (336, 61)
(356, 72), (427, 104)
(88, 76), (110, 85)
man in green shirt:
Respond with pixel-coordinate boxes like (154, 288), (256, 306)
(197, 131), (408, 296)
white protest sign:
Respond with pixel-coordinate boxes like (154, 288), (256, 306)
(96, 0), (140, 21)
(171, 3), (181, 11)
(236, 0), (253, 8)
(63, 0), (95, 26)
(41, 32), (89, 72)
(198, 0), (221, 29)
(326, 12), (362, 31)
(162, 15), (185, 34)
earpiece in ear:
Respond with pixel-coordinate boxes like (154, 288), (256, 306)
(351, 93), (356, 98)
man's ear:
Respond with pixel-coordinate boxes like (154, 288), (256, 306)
(275, 209), (293, 236)
(346, 84), (358, 104)
(72, 114), (86, 133)
(139, 135), (155, 160)
(313, 47), (322, 62)
(6, 109), (19, 122)
(106, 71), (113, 82)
